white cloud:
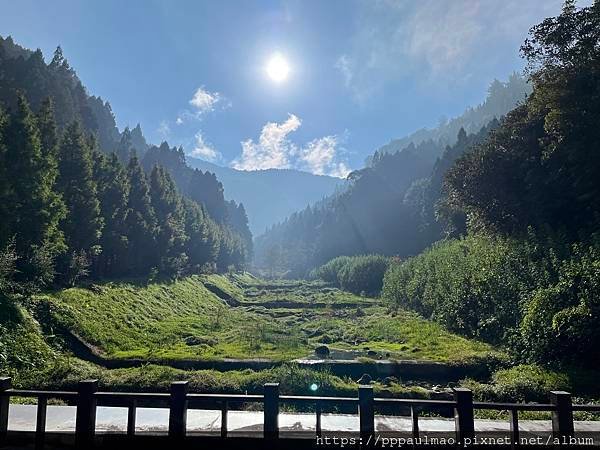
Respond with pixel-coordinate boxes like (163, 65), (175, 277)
(189, 86), (221, 112)
(176, 86), (226, 125)
(231, 114), (350, 178)
(189, 132), (222, 162)
(231, 114), (300, 171)
(300, 136), (351, 178)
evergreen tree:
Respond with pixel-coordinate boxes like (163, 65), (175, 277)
(93, 151), (129, 277)
(149, 165), (187, 274)
(0, 107), (9, 244)
(124, 155), (157, 274)
(2, 94), (65, 284)
(182, 198), (219, 272)
(116, 127), (133, 163)
(36, 98), (59, 163)
(57, 122), (103, 254)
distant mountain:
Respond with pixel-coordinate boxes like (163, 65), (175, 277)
(186, 157), (345, 235)
(254, 74), (529, 277)
(369, 73), (531, 163)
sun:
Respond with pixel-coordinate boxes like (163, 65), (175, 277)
(266, 53), (290, 83)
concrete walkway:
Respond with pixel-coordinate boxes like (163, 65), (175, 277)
(6, 404), (600, 441)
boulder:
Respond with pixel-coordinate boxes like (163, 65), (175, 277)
(314, 345), (330, 357)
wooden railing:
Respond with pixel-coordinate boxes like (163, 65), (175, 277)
(1, 377), (599, 448)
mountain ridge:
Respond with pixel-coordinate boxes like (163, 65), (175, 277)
(186, 156), (345, 235)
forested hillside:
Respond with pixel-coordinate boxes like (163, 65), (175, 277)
(254, 116), (499, 277)
(381, 2), (600, 368)
(0, 37), (251, 291)
(187, 157), (344, 235)
(371, 73), (530, 161)
(254, 73), (529, 277)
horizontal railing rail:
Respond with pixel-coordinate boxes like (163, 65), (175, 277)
(1, 376), (598, 449)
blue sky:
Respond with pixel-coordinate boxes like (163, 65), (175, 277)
(0, 0), (584, 176)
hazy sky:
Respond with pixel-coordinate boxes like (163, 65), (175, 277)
(0, 0), (586, 176)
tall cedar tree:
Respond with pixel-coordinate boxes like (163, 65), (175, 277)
(125, 155), (157, 274)
(182, 198), (220, 271)
(57, 122), (103, 253)
(149, 165), (187, 274)
(93, 151), (129, 277)
(116, 127), (133, 163)
(2, 94), (65, 282)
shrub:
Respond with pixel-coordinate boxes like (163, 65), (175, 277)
(337, 255), (390, 295)
(382, 231), (600, 367)
(521, 242), (600, 365)
(312, 254), (390, 295)
(310, 256), (352, 283)
(382, 235), (531, 343)
(463, 365), (570, 402)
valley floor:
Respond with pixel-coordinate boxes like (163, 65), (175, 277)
(1, 274), (598, 407)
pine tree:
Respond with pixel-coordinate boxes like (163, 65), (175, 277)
(0, 107), (9, 244)
(93, 151), (129, 277)
(2, 94), (66, 283)
(37, 98), (59, 163)
(57, 122), (103, 254)
(116, 127), (133, 163)
(182, 198), (219, 272)
(124, 155), (157, 274)
(149, 165), (188, 274)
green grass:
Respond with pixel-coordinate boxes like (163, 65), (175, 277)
(40, 276), (307, 361)
(17, 356), (436, 402)
(3, 274), (597, 403)
(34, 275), (499, 365)
(0, 296), (57, 381)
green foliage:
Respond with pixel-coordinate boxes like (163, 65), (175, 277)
(463, 365), (570, 403)
(0, 94), (66, 287)
(313, 255), (390, 295)
(521, 241), (600, 365)
(383, 231), (600, 367)
(38, 275), (496, 364)
(92, 151), (129, 277)
(0, 37), (251, 286)
(0, 296), (55, 381)
(56, 122), (103, 253)
(445, 3), (600, 238)
(383, 235), (533, 343)
(149, 165), (188, 275)
(310, 256), (352, 283)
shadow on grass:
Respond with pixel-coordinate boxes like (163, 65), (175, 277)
(0, 294), (25, 326)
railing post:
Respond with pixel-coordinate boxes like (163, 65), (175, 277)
(35, 396), (48, 450)
(509, 408), (519, 450)
(550, 391), (574, 440)
(411, 405), (419, 439)
(168, 381), (188, 440)
(316, 400), (322, 438)
(127, 399), (136, 437)
(0, 377), (11, 444)
(264, 383), (279, 439)
(453, 388), (474, 444)
(221, 401), (228, 438)
(359, 385), (375, 444)
(75, 379), (98, 449)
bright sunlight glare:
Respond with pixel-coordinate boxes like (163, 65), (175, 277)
(266, 53), (290, 83)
